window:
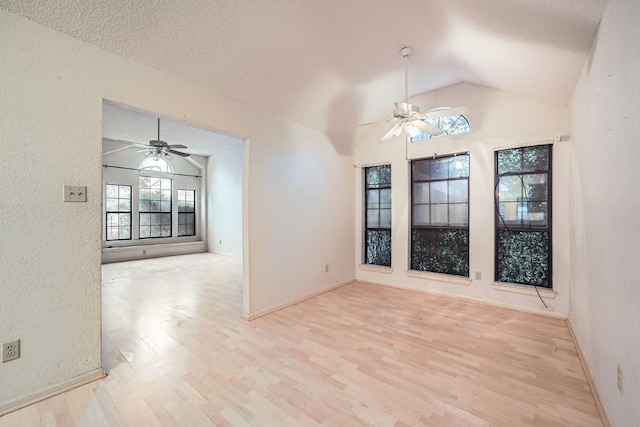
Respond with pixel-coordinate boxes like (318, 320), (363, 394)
(410, 110), (470, 142)
(140, 157), (173, 173)
(495, 145), (552, 287)
(139, 176), (172, 238)
(364, 165), (391, 266)
(178, 190), (196, 236)
(411, 154), (469, 276)
(105, 184), (131, 240)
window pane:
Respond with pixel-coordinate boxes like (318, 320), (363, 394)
(160, 214), (171, 226)
(449, 156), (469, 178)
(106, 199), (118, 211)
(106, 185), (117, 198)
(119, 186), (131, 198)
(365, 229), (391, 267)
(379, 189), (391, 209)
(119, 213), (130, 225)
(497, 148), (522, 174)
(497, 230), (550, 287)
(411, 228), (469, 276)
(430, 204), (448, 225)
(140, 213), (150, 226)
(412, 160), (430, 181)
(413, 205), (429, 226)
(186, 224), (195, 235)
(497, 176), (522, 202)
(413, 183), (430, 204)
(186, 214), (194, 225)
(139, 225), (150, 238)
(522, 145), (550, 172)
(379, 208), (391, 228)
(449, 203), (468, 226)
(178, 224), (186, 235)
(367, 209), (379, 228)
(119, 200), (130, 211)
(448, 179), (468, 203)
(119, 227), (130, 239)
(161, 201), (171, 212)
(431, 158), (449, 179)
(366, 189), (379, 208)
(186, 191), (194, 202)
(430, 181), (448, 203)
(524, 174), (548, 200)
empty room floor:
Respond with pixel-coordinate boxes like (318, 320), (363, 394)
(0, 253), (603, 426)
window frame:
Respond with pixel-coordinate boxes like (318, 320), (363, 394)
(177, 189), (196, 237)
(410, 153), (470, 277)
(138, 175), (173, 239)
(363, 164), (392, 267)
(105, 184), (132, 241)
(494, 144), (553, 288)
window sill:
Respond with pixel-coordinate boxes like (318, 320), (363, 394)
(359, 264), (393, 274)
(405, 270), (472, 286)
(492, 282), (557, 299)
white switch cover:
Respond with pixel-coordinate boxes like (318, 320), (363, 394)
(64, 185), (87, 202)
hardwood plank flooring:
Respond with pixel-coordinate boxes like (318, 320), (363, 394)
(0, 253), (603, 426)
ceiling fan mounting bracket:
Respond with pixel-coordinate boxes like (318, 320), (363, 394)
(399, 46), (413, 58)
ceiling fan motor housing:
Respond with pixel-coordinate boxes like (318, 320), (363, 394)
(393, 102), (420, 118)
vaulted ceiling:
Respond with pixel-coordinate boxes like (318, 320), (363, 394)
(0, 0), (605, 136)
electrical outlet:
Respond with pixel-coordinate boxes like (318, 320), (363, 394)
(617, 365), (623, 392)
(474, 271), (481, 280)
(63, 185), (87, 202)
(325, 264), (329, 273)
(2, 340), (20, 363)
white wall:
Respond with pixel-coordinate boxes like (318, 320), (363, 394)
(569, 0), (640, 424)
(0, 9), (354, 409)
(208, 145), (243, 258)
(354, 83), (571, 315)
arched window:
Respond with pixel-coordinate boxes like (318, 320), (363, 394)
(139, 156), (173, 173)
(410, 108), (470, 142)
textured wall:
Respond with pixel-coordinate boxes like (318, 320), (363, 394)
(0, 9), (355, 407)
(569, 0), (640, 424)
(353, 82), (571, 314)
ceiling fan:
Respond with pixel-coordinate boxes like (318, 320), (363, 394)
(379, 46), (450, 142)
(131, 118), (190, 160)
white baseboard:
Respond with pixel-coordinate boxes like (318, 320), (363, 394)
(243, 279), (355, 321)
(567, 319), (611, 427)
(358, 278), (568, 320)
(102, 241), (206, 263)
(0, 368), (105, 417)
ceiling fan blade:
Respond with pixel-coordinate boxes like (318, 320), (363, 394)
(167, 149), (190, 157)
(168, 144), (187, 149)
(412, 119), (444, 136)
(380, 123), (403, 142)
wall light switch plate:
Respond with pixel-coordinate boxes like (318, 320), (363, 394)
(64, 185), (87, 202)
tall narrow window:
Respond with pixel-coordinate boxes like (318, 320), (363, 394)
(105, 184), (131, 240)
(139, 176), (172, 238)
(411, 154), (469, 276)
(178, 189), (196, 236)
(495, 145), (552, 287)
(364, 165), (391, 266)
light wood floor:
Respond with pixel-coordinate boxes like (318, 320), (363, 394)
(1, 253), (603, 426)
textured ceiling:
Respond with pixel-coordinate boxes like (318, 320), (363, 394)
(1, 0), (605, 135)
